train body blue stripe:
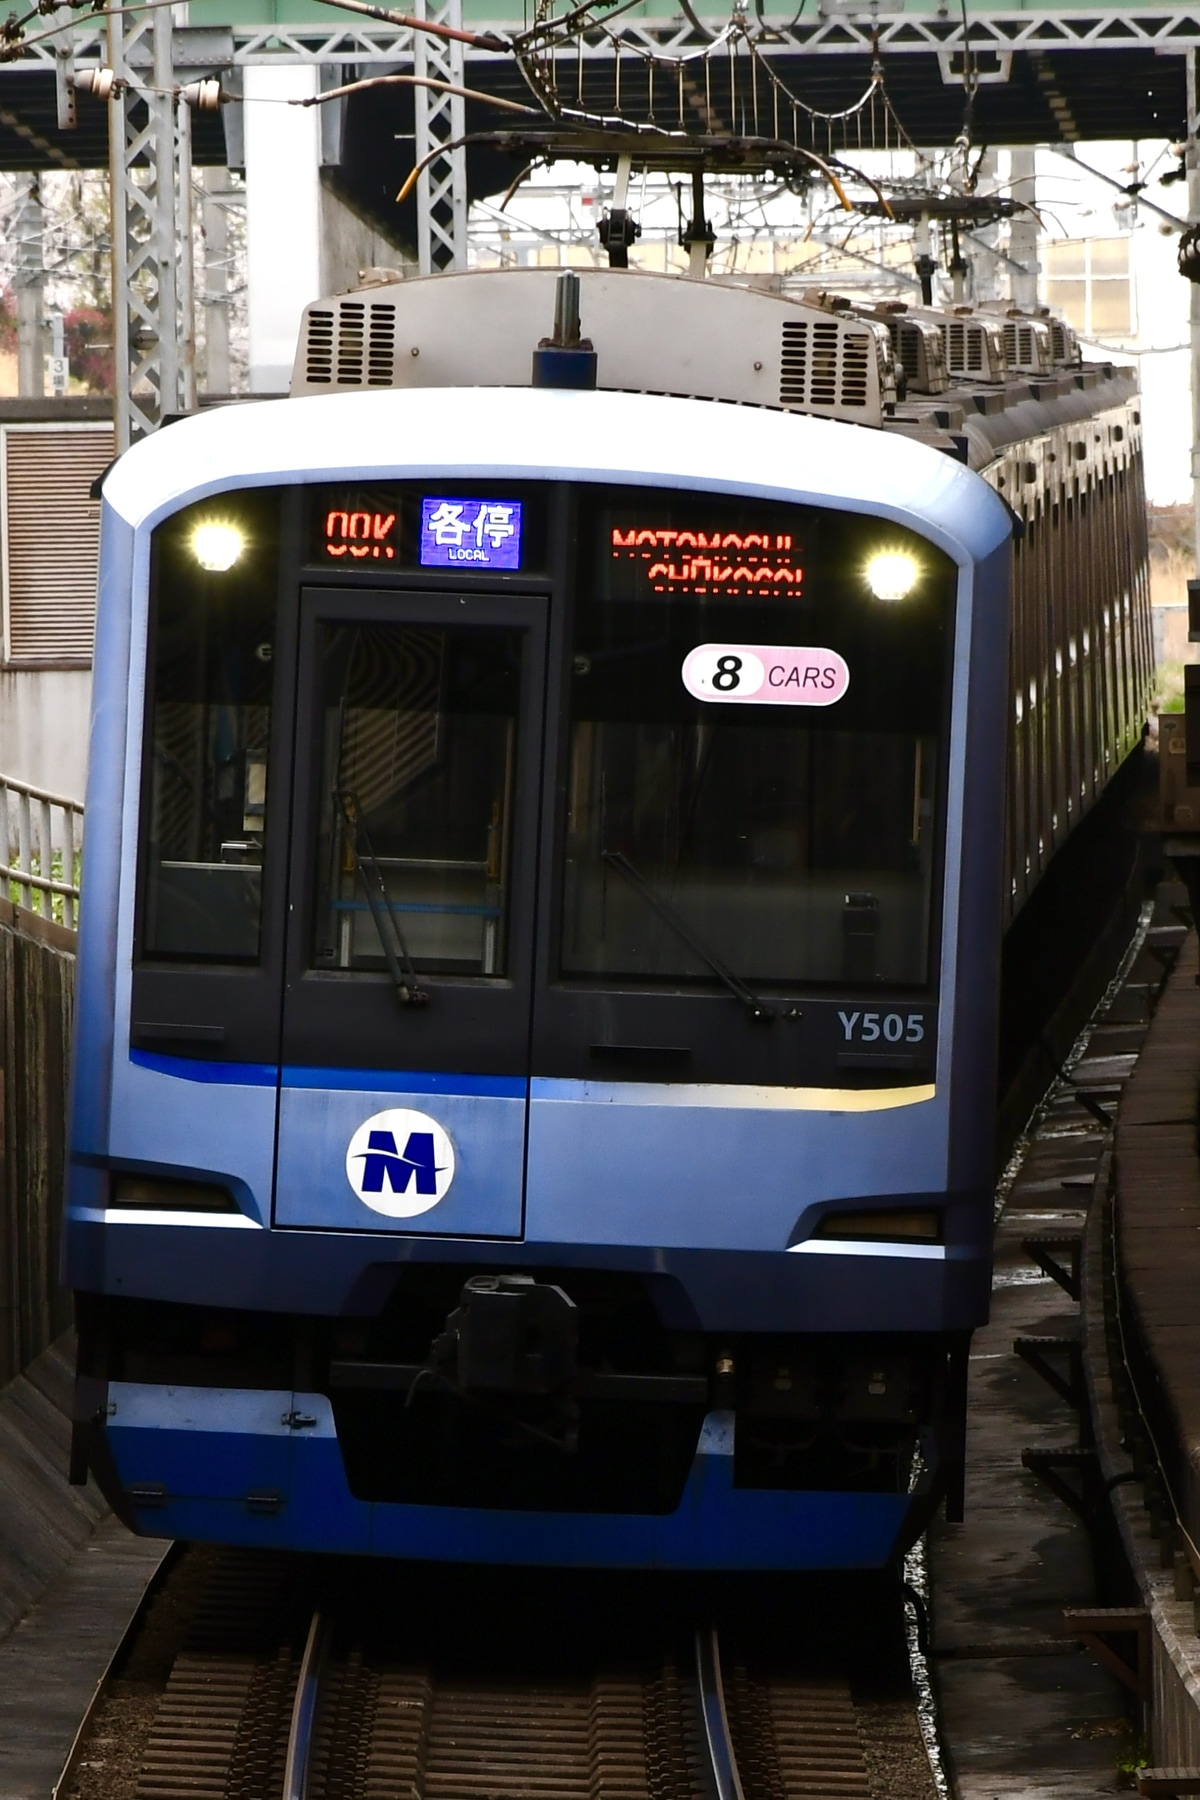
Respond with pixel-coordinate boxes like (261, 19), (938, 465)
(130, 1050), (277, 1085)
(128, 1050), (525, 1100)
(282, 1067), (526, 1099)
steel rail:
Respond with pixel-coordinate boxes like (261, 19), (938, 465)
(694, 1626), (746, 1800)
(283, 1610), (329, 1800)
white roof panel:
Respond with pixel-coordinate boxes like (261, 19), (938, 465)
(102, 386), (1011, 563)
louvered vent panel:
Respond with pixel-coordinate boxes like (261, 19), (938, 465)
(1003, 322), (1042, 369)
(4, 426), (114, 663)
(810, 322), (840, 405)
(896, 326), (921, 381)
(944, 322), (965, 374)
(366, 305), (397, 385)
(781, 318), (873, 413)
(305, 309), (335, 384)
(780, 320), (808, 406)
(337, 303), (366, 384)
(965, 327), (984, 373)
(840, 332), (871, 407)
(305, 300), (400, 387)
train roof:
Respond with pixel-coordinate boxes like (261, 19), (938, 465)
(103, 385), (1012, 566)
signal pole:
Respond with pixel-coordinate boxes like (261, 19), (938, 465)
(13, 174), (44, 398)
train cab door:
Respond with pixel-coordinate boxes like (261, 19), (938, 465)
(273, 587), (547, 1238)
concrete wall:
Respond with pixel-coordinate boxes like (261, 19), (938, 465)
(319, 175), (412, 295)
(0, 670), (90, 801)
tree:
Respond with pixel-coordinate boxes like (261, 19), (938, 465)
(63, 305), (113, 393)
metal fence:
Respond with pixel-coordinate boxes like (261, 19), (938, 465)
(1, 773), (84, 931)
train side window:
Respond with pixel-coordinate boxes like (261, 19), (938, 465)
(310, 621), (521, 978)
(139, 492), (282, 963)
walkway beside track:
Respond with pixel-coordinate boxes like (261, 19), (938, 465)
(929, 907), (1188, 1798)
(1097, 922), (1200, 1770)
(929, 1118), (1126, 1797)
(1113, 930), (1200, 1546)
(0, 1333), (164, 1797)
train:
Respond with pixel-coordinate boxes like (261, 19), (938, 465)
(64, 263), (1151, 1568)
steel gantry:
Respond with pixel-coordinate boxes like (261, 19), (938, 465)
(105, 4), (196, 447)
(24, 7), (1200, 69)
(413, 0), (467, 273)
(90, 3), (466, 441)
(11, 1), (1200, 447)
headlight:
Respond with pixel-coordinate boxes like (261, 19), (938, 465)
(864, 549), (919, 601)
(191, 521), (245, 572)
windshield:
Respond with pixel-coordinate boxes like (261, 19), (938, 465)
(311, 620), (522, 978)
(559, 489), (955, 991)
(139, 491), (281, 963)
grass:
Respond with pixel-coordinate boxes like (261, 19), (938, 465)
(5, 850), (82, 926)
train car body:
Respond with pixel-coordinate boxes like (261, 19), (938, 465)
(64, 268), (1150, 1569)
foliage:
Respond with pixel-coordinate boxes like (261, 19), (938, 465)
(1148, 501), (1194, 567)
(1156, 660), (1188, 713)
(63, 305), (113, 394)
(1116, 1735), (1149, 1787)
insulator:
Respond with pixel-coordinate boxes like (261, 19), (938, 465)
(1179, 224), (1200, 283)
(178, 78), (223, 111)
(74, 65), (116, 100)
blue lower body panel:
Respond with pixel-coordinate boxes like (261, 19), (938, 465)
(105, 1384), (912, 1570)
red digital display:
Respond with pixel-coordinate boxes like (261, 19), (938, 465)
(325, 509), (397, 561)
(610, 526), (803, 598)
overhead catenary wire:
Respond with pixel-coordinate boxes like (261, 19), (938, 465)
(293, 72), (539, 114)
(13, 0), (1015, 287)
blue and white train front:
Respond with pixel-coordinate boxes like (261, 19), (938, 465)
(64, 387), (1012, 1568)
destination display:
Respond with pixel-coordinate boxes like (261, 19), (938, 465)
(419, 498), (523, 570)
(322, 507), (398, 562)
(308, 485), (537, 572)
(605, 517), (806, 600)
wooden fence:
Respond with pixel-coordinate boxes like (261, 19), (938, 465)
(0, 897), (75, 1385)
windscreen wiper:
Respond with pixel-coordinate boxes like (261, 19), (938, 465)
(336, 790), (430, 1007)
(601, 849), (777, 1022)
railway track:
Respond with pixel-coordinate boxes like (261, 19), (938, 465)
(137, 1611), (875, 1800)
(63, 1550), (920, 1800)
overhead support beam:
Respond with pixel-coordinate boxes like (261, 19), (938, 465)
(1052, 143), (1187, 230)
(1008, 147), (1038, 308)
(413, 0), (467, 272)
(107, 3), (196, 449)
(13, 8), (1200, 73)
(200, 168), (232, 395)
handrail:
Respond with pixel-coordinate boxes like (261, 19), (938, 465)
(1, 772), (84, 931)
(0, 772), (82, 812)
